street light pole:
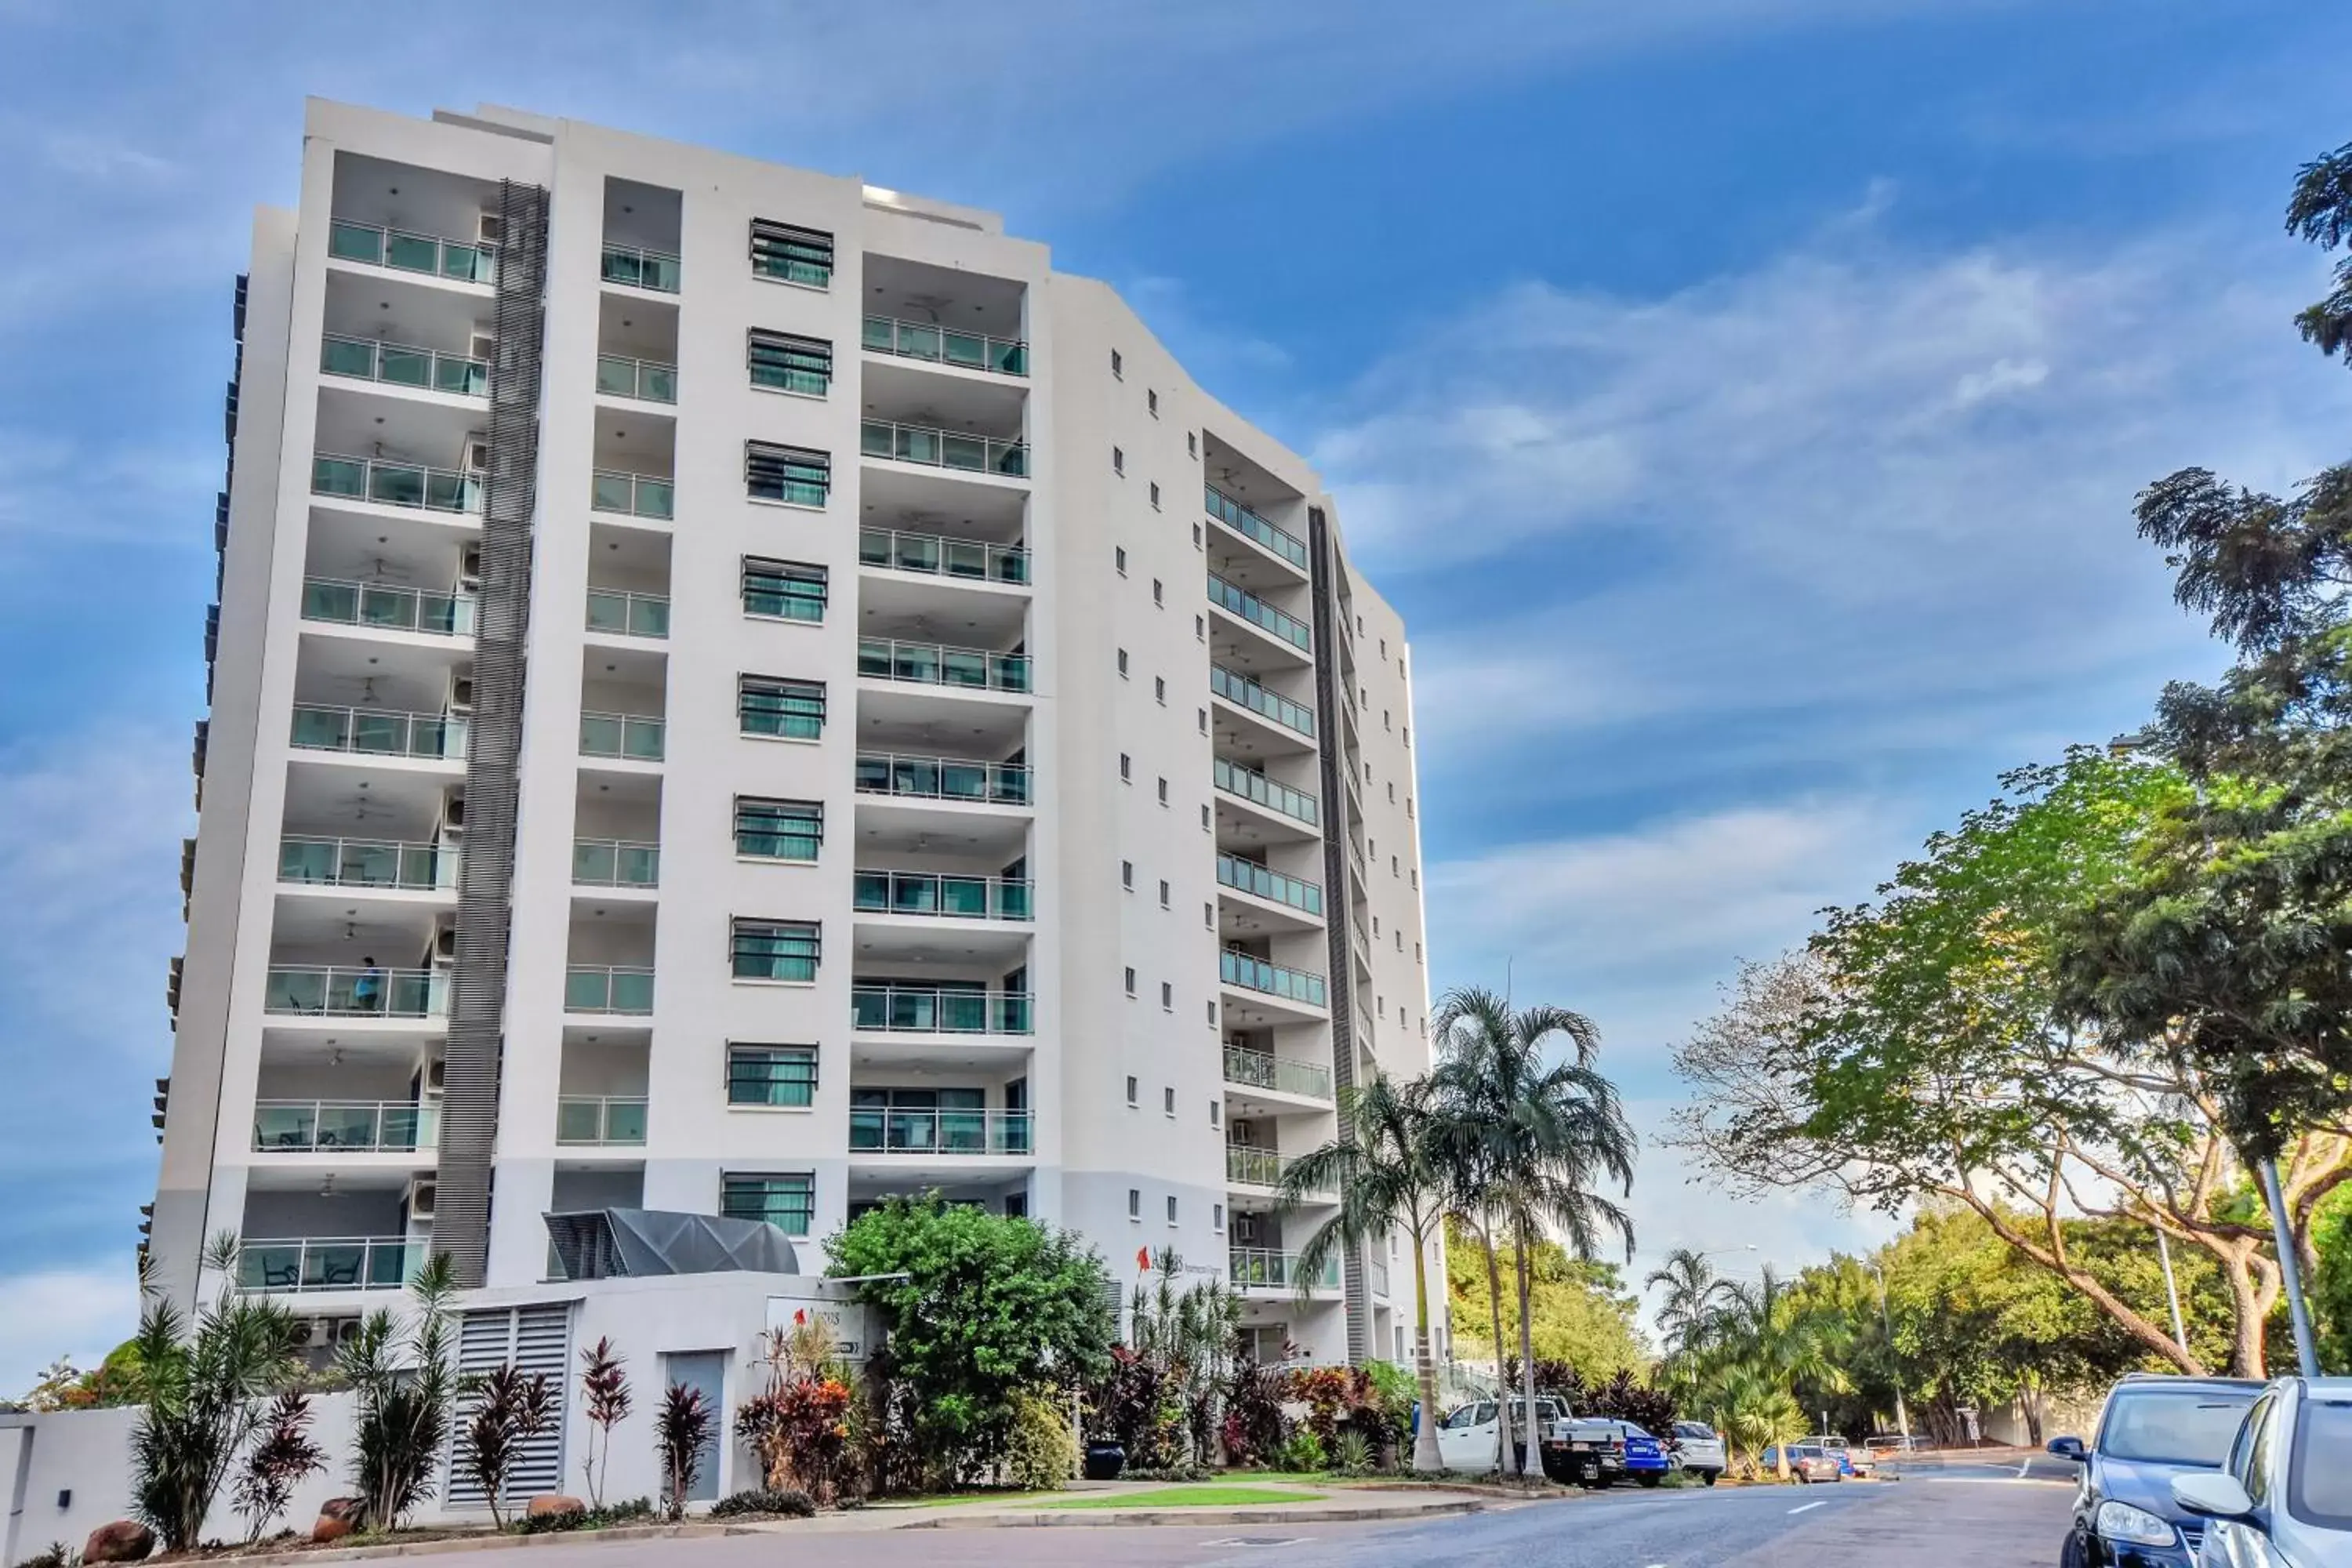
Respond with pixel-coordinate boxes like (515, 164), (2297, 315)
(1871, 1262), (1909, 1441)
(2152, 1225), (2189, 1357)
(2259, 1156), (2322, 1378)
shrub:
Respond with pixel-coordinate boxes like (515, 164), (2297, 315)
(655, 1384), (716, 1521)
(13, 1544), (74, 1568)
(1275, 1430), (1327, 1472)
(1329, 1430), (1374, 1476)
(577, 1338), (633, 1510)
(735, 1376), (853, 1503)
(708, 1487), (815, 1519)
(1006, 1388), (1076, 1491)
(230, 1390), (325, 1541)
(1089, 1345), (1182, 1469)
(341, 1254), (463, 1531)
(459, 1363), (557, 1527)
(513, 1497), (653, 1534)
(1219, 1359), (1290, 1468)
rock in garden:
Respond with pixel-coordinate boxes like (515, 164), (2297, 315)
(313, 1497), (366, 1542)
(82, 1522), (154, 1563)
(526, 1495), (586, 1519)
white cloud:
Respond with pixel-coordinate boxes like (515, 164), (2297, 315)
(0, 1268), (140, 1400)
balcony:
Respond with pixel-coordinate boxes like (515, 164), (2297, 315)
(854, 869), (1032, 921)
(252, 1100), (437, 1154)
(601, 242), (680, 293)
(263, 965), (445, 1019)
(565, 965), (654, 1016)
(855, 751), (1031, 807)
(321, 335), (489, 399)
(1217, 854), (1323, 917)
(1210, 666), (1316, 740)
(291, 705), (466, 761)
(1223, 1044), (1332, 1102)
(1370, 1258), (1391, 1299)
(849, 1106), (1033, 1156)
(1214, 758), (1319, 829)
(851, 985), (1033, 1035)
(1208, 573), (1312, 653)
(556, 1094), (648, 1147)
(1205, 484), (1308, 572)
(278, 836), (454, 892)
(328, 220), (495, 285)
(596, 353), (677, 405)
(238, 1236), (423, 1294)
(590, 469), (674, 521)
(313, 454), (482, 516)
(586, 588), (670, 638)
(861, 419), (1028, 480)
(572, 838), (659, 888)
(858, 637), (1029, 694)
(579, 712), (664, 763)
(1225, 1145), (1294, 1189)
(1222, 949), (1327, 1007)
(302, 578), (474, 638)
(859, 527), (1029, 585)
(1229, 1247), (1339, 1292)
(862, 315), (1028, 377)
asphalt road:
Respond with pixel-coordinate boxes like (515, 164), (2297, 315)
(470, 1473), (2075, 1568)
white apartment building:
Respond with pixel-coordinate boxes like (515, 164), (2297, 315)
(151, 98), (1436, 1370)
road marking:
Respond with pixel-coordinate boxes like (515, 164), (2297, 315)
(2017, 1457), (2034, 1478)
(1788, 1500), (1827, 1514)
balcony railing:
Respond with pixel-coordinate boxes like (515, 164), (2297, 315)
(851, 986), (1033, 1035)
(564, 965), (655, 1015)
(858, 527), (1029, 585)
(1370, 1258), (1390, 1298)
(556, 1095), (648, 1146)
(1223, 1044), (1333, 1102)
(264, 965), (445, 1019)
(862, 315), (1028, 376)
(290, 705), (467, 760)
(572, 838), (659, 887)
(1217, 854), (1323, 916)
(1205, 485), (1309, 570)
(854, 869), (1033, 921)
(596, 353), (677, 404)
(860, 418), (1029, 479)
(328, 219), (495, 285)
(1207, 573), (1312, 652)
(313, 454), (482, 514)
(579, 712), (665, 761)
(279, 836), (454, 891)
(858, 637), (1030, 693)
(1225, 1145), (1290, 1189)
(585, 588), (670, 638)
(252, 1099), (436, 1153)
(1229, 1247), (1340, 1291)
(855, 752), (1031, 807)
(238, 1236), (426, 1294)
(849, 1105), (1033, 1156)
(321, 335), (489, 398)
(1221, 949), (1327, 1007)
(1210, 666), (1316, 739)
(1213, 757), (1319, 827)
(601, 242), (680, 293)
(302, 578), (475, 637)
(590, 470), (674, 521)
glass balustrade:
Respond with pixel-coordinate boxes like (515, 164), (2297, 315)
(1216, 854), (1323, 916)
(601, 243), (681, 293)
(854, 753), (1031, 806)
(572, 839), (659, 887)
(594, 353), (677, 403)
(289, 706), (467, 760)
(1221, 1044), (1333, 1101)
(1210, 666), (1316, 739)
(579, 712), (665, 761)
(301, 578), (474, 637)
(237, 1236), (425, 1294)
(327, 219), (495, 285)
(1220, 949), (1327, 1007)
(263, 965), (445, 1019)
(564, 966), (655, 1014)
(852, 869), (1032, 920)
(312, 454), (482, 514)
(858, 637), (1029, 693)
(1225, 1145), (1288, 1188)
(849, 986), (1033, 1034)
(555, 1095), (649, 1146)
(320, 335), (489, 397)
(847, 1106), (1033, 1156)
(278, 837), (453, 891)
(584, 589), (670, 637)
(1207, 572), (1312, 651)
(1212, 757), (1319, 826)
(589, 470), (675, 520)
(861, 315), (1029, 376)
(859, 419), (1028, 478)
(858, 527), (1029, 584)
(1228, 1247), (1341, 1291)
(251, 1100), (435, 1152)
(1204, 484), (1309, 569)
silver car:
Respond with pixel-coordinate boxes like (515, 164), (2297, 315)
(2173, 1376), (2352, 1566)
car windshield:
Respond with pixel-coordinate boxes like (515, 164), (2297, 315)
(2288, 1397), (2352, 1530)
(1677, 1422), (1715, 1439)
(1622, 1424), (1652, 1439)
(2100, 1391), (2259, 1465)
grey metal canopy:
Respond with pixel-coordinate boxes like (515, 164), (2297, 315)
(543, 1208), (801, 1280)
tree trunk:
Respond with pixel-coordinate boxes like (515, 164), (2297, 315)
(1410, 1225), (1445, 1473)
(1480, 1219), (1512, 1475)
(1967, 1196), (2207, 1374)
(1514, 1219), (1540, 1482)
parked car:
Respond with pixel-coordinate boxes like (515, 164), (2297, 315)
(2049, 1374), (2266, 1566)
(1760, 1443), (1846, 1483)
(1587, 1420), (1671, 1487)
(1802, 1434), (1877, 1478)
(2170, 1375), (2352, 1566)
(1670, 1420), (1729, 1485)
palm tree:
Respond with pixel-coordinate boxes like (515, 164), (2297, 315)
(1275, 1074), (1451, 1472)
(1646, 1247), (1739, 1394)
(1428, 987), (1637, 1480)
(1699, 1265), (1849, 1479)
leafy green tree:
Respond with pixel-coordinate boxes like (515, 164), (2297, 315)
(1428, 986), (1635, 1479)
(1275, 1073), (1451, 1472)
(826, 1196), (1113, 1484)
(1444, 1221), (1646, 1383)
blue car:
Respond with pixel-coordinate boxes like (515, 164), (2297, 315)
(2050, 1374), (2265, 1566)
(1616, 1422), (1670, 1485)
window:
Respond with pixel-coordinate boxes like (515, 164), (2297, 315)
(1158, 879), (1171, 908)
(1399, 1005), (1407, 1027)
(1149, 481), (1161, 509)
(1126, 1075), (1140, 1105)
(1195, 615), (1205, 641)
(1403, 726), (1411, 748)
(1128, 1188), (1142, 1220)
(746, 330), (831, 395)
(1154, 676), (1166, 704)
(1407, 796), (1415, 818)
(746, 441), (831, 506)
(1156, 778), (1169, 806)
(723, 1173), (815, 1235)
(1117, 648), (1130, 678)
(740, 677), (825, 739)
(1166, 1195), (1178, 1225)
(1416, 942), (1423, 964)
(1411, 869), (1419, 889)
(735, 797), (822, 861)
(749, 219), (833, 287)
(1206, 999), (1216, 1025)
(1203, 902), (1214, 929)
(1163, 1086), (1176, 1116)
(1121, 860), (1134, 890)
(1396, 931), (1403, 952)
(1372, 917), (1380, 937)
(1148, 389), (1160, 417)
(1112, 446), (1125, 475)
(1388, 782), (1396, 803)
(1111, 350), (1124, 379)
(1197, 709), (1208, 735)
(1191, 523), (1202, 550)
(742, 557), (827, 622)
(1160, 981), (1173, 1010)
(1392, 855), (1400, 877)
(1200, 804), (1210, 831)
(1120, 753), (1133, 782)
(728, 1044), (816, 1107)
(1380, 638), (1388, 658)
(1124, 967), (1138, 997)
(731, 918), (819, 982)
(1152, 579), (1163, 606)
(1383, 709), (1392, 729)
(1212, 1202), (1225, 1232)
(1210, 1102), (1221, 1129)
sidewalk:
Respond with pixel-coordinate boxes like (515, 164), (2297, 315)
(895, 1479), (1511, 1529)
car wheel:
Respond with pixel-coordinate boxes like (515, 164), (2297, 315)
(1700, 1471), (1718, 1486)
(2059, 1530), (2086, 1568)
(1638, 1474), (1661, 1488)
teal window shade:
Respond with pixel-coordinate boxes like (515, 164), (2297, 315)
(735, 797), (822, 861)
(732, 918), (820, 982)
(727, 1045), (817, 1108)
(748, 330), (832, 395)
(746, 441), (831, 506)
(740, 677), (825, 739)
(742, 558), (827, 622)
(721, 1173), (814, 1235)
(749, 220), (833, 287)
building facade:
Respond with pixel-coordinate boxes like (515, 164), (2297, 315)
(153, 98), (1436, 1368)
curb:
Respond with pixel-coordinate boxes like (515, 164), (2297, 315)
(904, 1497), (1494, 1530)
(188, 1520), (797, 1566)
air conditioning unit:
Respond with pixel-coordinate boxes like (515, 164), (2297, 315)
(335, 1317), (366, 1345)
(433, 920), (457, 962)
(405, 1178), (437, 1222)
(447, 673), (475, 714)
(476, 212), (505, 246)
(468, 332), (499, 363)
(423, 1059), (446, 1094)
(299, 1317), (334, 1348)
(457, 544), (482, 591)
(459, 435), (491, 472)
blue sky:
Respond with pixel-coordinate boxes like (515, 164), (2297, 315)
(5, 0), (2351, 1389)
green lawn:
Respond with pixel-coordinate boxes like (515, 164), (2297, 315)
(1033, 1484), (1326, 1510)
